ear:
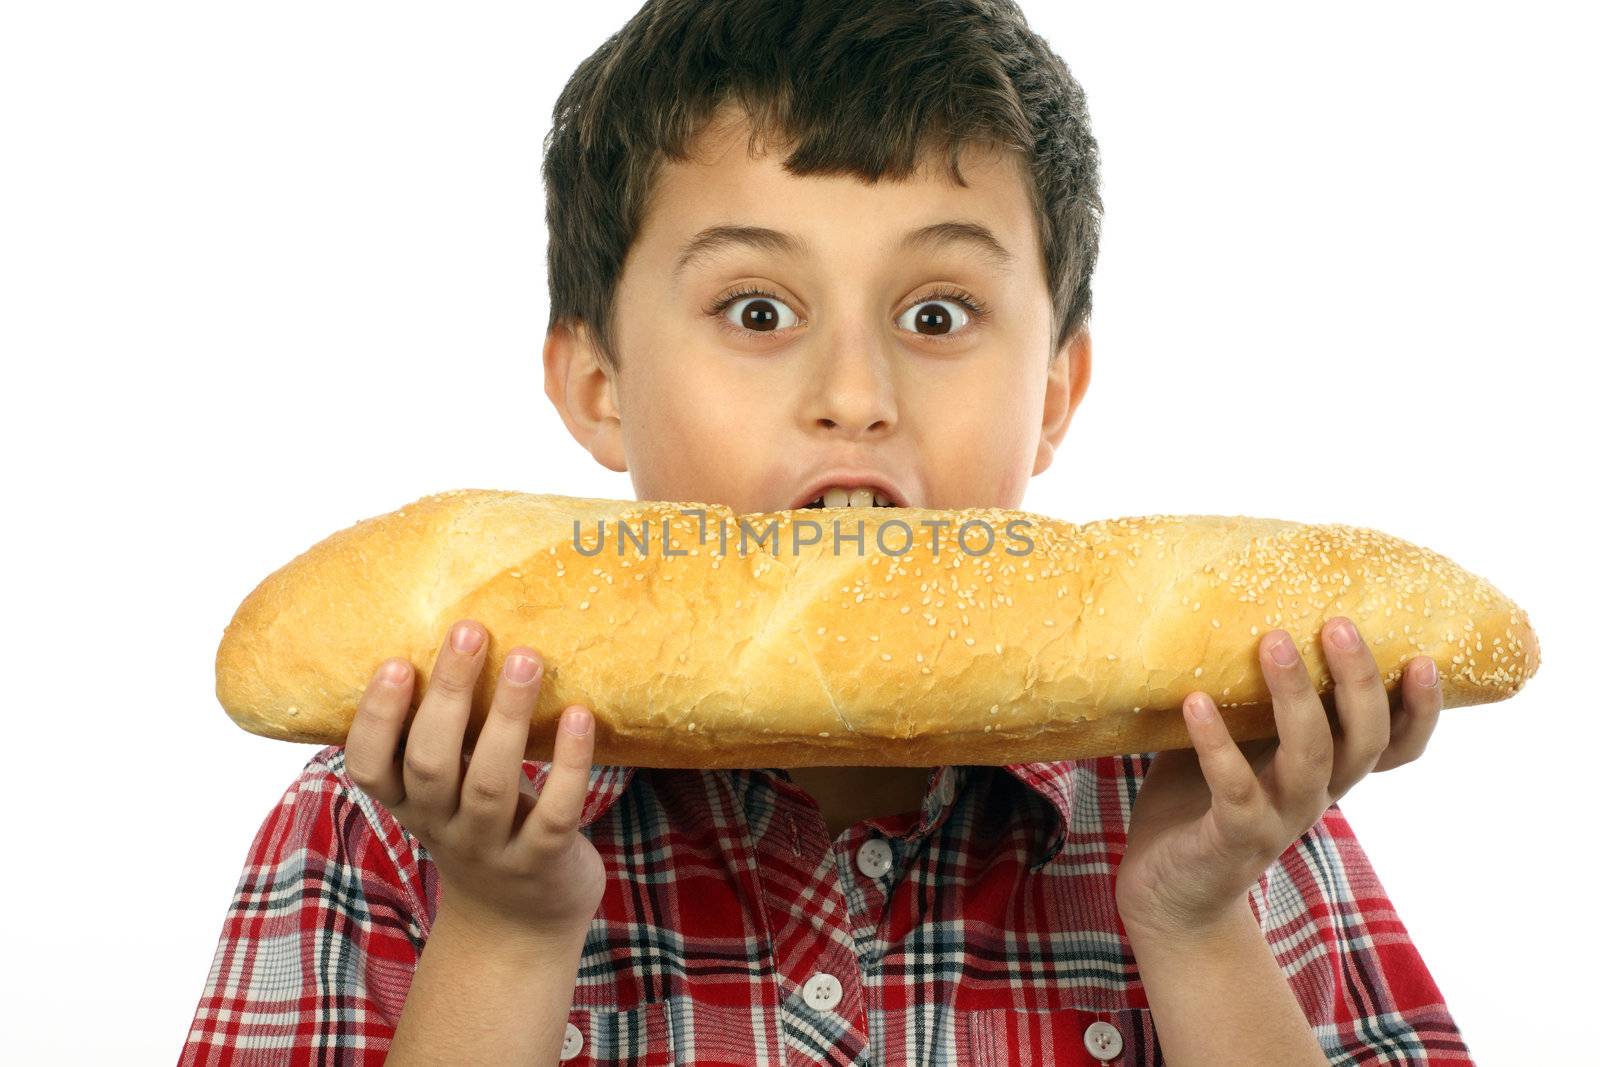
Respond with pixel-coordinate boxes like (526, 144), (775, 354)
(543, 319), (628, 473)
(1032, 328), (1092, 476)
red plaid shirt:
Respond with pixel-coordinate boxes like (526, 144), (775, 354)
(180, 745), (1472, 1065)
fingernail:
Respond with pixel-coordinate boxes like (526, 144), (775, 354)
(452, 623), (483, 653)
(1185, 693), (1214, 722)
(1269, 635), (1299, 666)
(563, 708), (592, 736)
(1417, 658), (1438, 687)
(1328, 618), (1358, 650)
(504, 654), (539, 684)
(380, 660), (409, 686)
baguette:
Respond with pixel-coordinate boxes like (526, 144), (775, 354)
(215, 489), (1541, 767)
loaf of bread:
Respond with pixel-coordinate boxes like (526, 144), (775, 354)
(214, 489), (1541, 767)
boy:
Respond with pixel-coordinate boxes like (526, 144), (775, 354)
(180, 1), (1469, 1063)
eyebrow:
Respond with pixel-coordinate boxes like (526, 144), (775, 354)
(671, 219), (1017, 280)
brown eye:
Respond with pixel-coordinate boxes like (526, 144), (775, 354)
(896, 298), (972, 337)
(717, 292), (800, 334)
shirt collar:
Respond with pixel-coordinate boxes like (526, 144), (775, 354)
(555, 759), (1077, 870)
(1000, 761), (1076, 870)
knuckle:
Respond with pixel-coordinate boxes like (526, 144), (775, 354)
(1296, 738), (1335, 774)
(353, 694), (405, 725)
(403, 753), (449, 786)
(1272, 681), (1309, 713)
(1219, 781), (1257, 810)
(1343, 661), (1383, 691)
(463, 776), (510, 807)
(535, 804), (581, 838)
(1355, 735), (1390, 766)
(345, 756), (385, 789)
(491, 692), (535, 721)
(429, 669), (476, 697)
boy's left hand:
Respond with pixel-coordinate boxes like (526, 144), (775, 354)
(1113, 616), (1442, 940)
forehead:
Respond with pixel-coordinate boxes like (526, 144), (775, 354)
(635, 109), (1040, 273)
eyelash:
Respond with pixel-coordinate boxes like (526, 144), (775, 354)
(706, 285), (990, 342)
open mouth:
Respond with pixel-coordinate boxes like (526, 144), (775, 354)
(801, 488), (901, 509)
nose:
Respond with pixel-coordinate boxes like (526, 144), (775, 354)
(802, 346), (898, 438)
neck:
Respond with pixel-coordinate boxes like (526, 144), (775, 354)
(781, 765), (936, 837)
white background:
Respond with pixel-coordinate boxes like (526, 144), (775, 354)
(4, 1), (1593, 1061)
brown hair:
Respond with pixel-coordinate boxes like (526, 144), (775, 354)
(541, 0), (1103, 371)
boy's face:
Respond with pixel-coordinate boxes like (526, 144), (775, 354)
(545, 107), (1090, 514)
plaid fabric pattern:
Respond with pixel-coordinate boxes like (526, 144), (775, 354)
(180, 746), (1473, 1064)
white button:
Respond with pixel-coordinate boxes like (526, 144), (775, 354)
(1083, 1019), (1123, 1060)
(802, 971), (843, 1012)
(937, 769), (957, 807)
(560, 1021), (584, 1061)
(856, 838), (893, 879)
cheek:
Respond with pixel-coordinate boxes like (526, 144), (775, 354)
(631, 384), (771, 495)
(921, 382), (1036, 495)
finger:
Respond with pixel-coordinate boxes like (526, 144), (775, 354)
(1374, 655), (1442, 772)
(1259, 630), (1335, 819)
(344, 658), (415, 809)
(513, 706), (596, 853)
(454, 647), (543, 842)
(402, 619), (488, 819)
(1182, 693), (1268, 846)
(1319, 617), (1392, 798)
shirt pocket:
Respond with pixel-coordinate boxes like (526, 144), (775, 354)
(560, 1001), (674, 1065)
(964, 1006), (1160, 1066)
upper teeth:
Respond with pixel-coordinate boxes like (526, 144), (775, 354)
(811, 486), (893, 508)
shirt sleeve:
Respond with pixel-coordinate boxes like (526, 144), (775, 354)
(178, 746), (432, 1065)
(1256, 801), (1476, 1065)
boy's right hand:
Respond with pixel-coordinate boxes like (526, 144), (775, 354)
(344, 618), (606, 940)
